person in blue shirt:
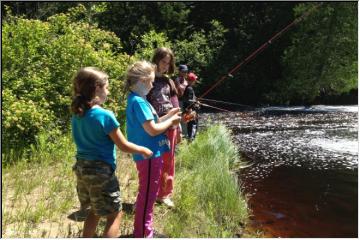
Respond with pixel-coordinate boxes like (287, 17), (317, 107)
(71, 67), (153, 238)
(125, 60), (181, 238)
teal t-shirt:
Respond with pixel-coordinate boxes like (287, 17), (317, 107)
(126, 92), (170, 161)
(71, 106), (120, 170)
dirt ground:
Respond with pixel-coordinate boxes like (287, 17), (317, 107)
(2, 154), (170, 238)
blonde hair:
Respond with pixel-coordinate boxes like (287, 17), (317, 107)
(125, 60), (156, 90)
(71, 67), (108, 116)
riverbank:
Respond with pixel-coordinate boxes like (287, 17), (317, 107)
(2, 124), (259, 237)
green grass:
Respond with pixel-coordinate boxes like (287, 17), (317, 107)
(2, 131), (81, 238)
(163, 124), (249, 237)
(2, 124), (256, 237)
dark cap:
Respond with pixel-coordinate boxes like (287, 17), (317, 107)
(178, 64), (188, 72)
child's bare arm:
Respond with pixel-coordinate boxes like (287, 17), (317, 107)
(143, 114), (181, 137)
(159, 107), (181, 122)
(109, 128), (153, 158)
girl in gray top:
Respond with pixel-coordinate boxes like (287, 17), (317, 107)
(147, 47), (179, 208)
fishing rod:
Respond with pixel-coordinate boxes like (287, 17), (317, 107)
(198, 97), (253, 109)
(198, 102), (232, 112)
(188, 3), (322, 110)
(183, 101), (231, 122)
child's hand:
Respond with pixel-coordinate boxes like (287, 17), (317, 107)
(168, 107), (180, 116)
(171, 114), (182, 126)
(183, 110), (196, 122)
(141, 147), (153, 159)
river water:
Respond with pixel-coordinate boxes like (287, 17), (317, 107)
(199, 105), (358, 237)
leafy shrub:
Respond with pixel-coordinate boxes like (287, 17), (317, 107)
(133, 30), (173, 61)
(276, 3), (357, 104)
(2, 5), (130, 163)
(173, 20), (227, 76)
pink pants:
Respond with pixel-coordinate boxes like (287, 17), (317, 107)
(134, 156), (163, 238)
(157, 128), (177, 199)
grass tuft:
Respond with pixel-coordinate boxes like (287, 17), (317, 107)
(164, 124), (249, 237)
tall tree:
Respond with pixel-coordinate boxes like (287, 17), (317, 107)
(94, 2), (190, 53)
(190, 2), (296, 105)
(1, 1), (79, 20)
(274, 2), (357, 104)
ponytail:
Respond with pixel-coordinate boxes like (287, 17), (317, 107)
(71, 95), (92, 117)
(70, 67), (108, 117)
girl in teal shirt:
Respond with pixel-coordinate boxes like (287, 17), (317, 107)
(71, 67), (152, 238)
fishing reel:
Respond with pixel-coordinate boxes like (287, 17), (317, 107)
(183, 110), (197, 123)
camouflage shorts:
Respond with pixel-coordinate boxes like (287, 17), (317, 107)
(73, 160), (122, 216)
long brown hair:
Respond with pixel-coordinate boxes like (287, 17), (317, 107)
(152, 47), (175, 75)
(152, 47), (177, 96)
(71, 67), (108, 116)
(154, 75), (178, 97)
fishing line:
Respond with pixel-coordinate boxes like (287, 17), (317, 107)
(195, 3), (322, 105)
(198, 102), (233, 112)
(198, 97), (253, 108)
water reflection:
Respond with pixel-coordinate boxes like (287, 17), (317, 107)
(199, 106), (358, 237)
(243, 166), (357, 237)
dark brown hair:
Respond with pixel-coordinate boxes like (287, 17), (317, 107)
(152, 47), (178, 96)
(71, 67), (108, 116)
(151, 47), (175, 75)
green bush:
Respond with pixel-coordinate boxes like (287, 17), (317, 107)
(173, 20), (227, 75)
(2, 5), (130, 163)
(133, 30), (173, 61)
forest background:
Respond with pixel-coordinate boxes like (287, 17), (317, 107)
(2, 1), (357, 162)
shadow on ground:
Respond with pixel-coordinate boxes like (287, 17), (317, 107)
(67, 202), (135, 222)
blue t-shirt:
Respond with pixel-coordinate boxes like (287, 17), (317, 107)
(71, 106), (120, 170)
(126, 92), (170, 161)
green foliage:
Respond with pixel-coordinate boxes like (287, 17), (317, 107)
(94, 2), (190, 53)
(1, 2), (79, 20)
(3, 2), (357, 105)
(133, 30), (172, 61)
(274, 2), (357, 104)
(2, 5), (130, 162)
(164, 125), (249, 237)
(132, 20), (227, 84)
(174, 20), (227, 76)
(2, 2), (357, 161)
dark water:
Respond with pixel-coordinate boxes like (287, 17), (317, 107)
(199, 105), (358, 237)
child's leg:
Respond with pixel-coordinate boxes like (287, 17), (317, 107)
(74, 160), (122, 238)
(83, 210), (100, 237)
(187, 121), (194, 139)
(103, 211), (123, 237)
(134, 157), (163, 238)
(181, 119), (188, 137)
(193, 118), (199, 138)
(158, 128), (176, 199)
(188, 120), (198, 140)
